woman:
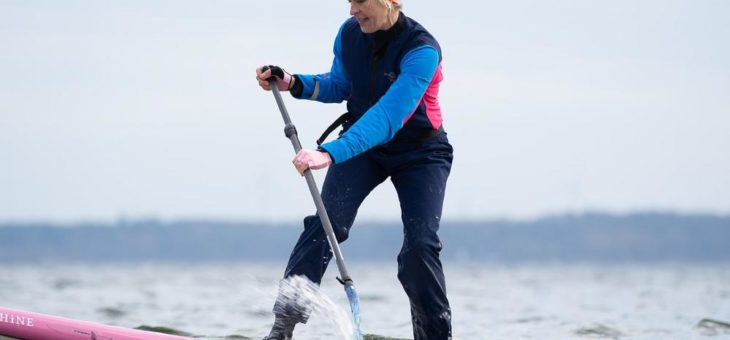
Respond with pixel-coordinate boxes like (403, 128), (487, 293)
(256, 0), (453, 339)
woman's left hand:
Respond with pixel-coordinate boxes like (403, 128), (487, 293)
(292, 149), (332, 176)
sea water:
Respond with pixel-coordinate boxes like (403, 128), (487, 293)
(1, 263), (729, 339)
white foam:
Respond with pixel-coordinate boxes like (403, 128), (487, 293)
(278, 275), (356, 340)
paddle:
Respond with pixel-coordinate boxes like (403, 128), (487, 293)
(263, 67), (364, 340)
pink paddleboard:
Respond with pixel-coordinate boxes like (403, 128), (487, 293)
(0, 306), (191, 340)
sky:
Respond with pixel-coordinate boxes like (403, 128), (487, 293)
(1, 0), (729, 223)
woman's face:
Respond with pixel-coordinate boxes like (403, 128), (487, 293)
(349, 0), (392, 33)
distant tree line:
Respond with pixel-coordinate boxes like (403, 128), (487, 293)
(1, 212), (728, 263)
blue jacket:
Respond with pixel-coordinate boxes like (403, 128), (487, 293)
(294, 13), (444, 163)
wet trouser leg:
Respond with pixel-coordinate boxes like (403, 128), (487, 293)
(391, 135), (453, 340)
(273, 152), (387, 322)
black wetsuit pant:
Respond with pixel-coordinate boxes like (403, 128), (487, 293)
(274, 132), (453, 340)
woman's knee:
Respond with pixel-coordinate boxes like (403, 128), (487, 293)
(303, 215), (350, 243)
(396, 239), (442, 279)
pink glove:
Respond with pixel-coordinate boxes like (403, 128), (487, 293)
(292, 149), (332, 176)
(256, 65), (293, 91)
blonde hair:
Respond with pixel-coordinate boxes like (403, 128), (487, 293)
(375, 0), (402, 11)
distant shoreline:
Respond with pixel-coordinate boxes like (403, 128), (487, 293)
(2, 212), (729, 263)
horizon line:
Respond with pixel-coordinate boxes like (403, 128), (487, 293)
(1, 209), (729, 227)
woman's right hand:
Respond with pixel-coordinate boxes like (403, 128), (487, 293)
(292, 149), (332, 176)
(256, 65), (294, 91)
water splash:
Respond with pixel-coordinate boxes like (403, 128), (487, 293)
(278, 275), (356, 339)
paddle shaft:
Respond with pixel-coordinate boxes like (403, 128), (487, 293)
(268, 83), (353, 285)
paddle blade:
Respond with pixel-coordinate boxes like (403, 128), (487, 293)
(345, 284), (364, 340)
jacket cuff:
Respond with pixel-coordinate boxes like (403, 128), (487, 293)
(289, 75), (303, 97)
(292, 74), (317, 99)
(317, 145), (339, 164)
